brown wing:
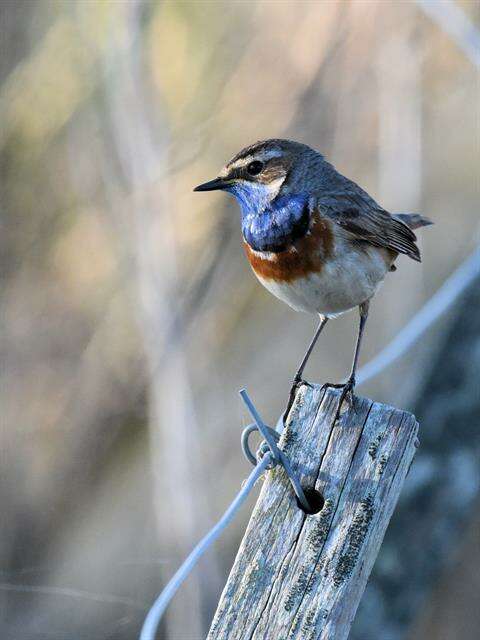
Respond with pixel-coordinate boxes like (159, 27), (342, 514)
(318, 191), (422, 262)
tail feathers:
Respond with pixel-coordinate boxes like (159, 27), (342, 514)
(394, 213), (433, 230)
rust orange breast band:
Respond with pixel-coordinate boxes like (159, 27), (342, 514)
(244, 212), (334, 283)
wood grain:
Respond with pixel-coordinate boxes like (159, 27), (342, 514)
(207, 386), (419, 640)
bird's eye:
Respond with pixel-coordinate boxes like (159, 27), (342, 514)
(246, 160), (264, 176)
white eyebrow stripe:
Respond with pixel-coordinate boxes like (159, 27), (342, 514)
(227, 148), (283, 170)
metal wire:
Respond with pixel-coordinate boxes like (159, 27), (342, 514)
(241, 422), (280, 466)
(139, 453), (272, 640)
(239, 389), (311, 512)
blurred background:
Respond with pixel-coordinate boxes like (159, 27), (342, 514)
(1, 1), (479, 639)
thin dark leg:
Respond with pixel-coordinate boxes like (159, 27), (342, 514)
(293, 315), (329, 384)
(324, 300), (370, 411)
(347, 300), (369, 386)
(283, 315), (328, 424)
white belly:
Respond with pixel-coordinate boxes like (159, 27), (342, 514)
(255, 246), (390, 316)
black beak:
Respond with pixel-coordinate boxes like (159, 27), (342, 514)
(194, 177), (229, 192)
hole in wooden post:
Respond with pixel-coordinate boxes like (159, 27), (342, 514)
(297, 486), (325, 514)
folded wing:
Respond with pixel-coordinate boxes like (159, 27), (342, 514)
(318, 191), (422, 262)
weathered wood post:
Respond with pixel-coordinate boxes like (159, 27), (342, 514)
(207, 385), (419, 639)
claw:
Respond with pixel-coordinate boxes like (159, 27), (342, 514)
(283, 377), (309, 426)
(323, 377), (357, 420)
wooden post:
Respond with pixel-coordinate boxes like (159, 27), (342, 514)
(207, 386), (419, 640)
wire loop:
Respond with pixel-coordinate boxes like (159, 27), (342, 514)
(241, 422), (279, 468)
(239, 389), (311, 512)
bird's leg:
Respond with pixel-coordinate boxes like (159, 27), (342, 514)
(323, 300), (370, 409)
(292, 315), (329, 384)
(283, 315), (328, 425)
(345, 300), (369, 392)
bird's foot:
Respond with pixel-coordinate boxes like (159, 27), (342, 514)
(282, 376), (312, 426)
(322, 377), (356, 418)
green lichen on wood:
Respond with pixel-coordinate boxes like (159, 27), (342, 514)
(377, 453), (388, 476)
(304, 608), (316, 629)
(282, 502), (332, 617)
(283, 564), (312, 612)
(284, 388), (307, 432)
(333, 494), (375, 586)
(302, 605), (328, 635)
(283, 498), (334, 614)
(306, 498), (334, 554)
(281, 422), (297, 453)
(368, 431), (385, 460)
(287, 614), (301, 639)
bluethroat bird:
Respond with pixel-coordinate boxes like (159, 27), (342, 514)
(195, 139), (432, 421)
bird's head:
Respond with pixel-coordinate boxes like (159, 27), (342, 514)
(194, 139), (323, 214)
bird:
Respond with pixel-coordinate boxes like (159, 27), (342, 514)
(194, 139), (432, 420)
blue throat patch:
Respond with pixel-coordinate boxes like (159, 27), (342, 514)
(226, 183), (310, 252)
